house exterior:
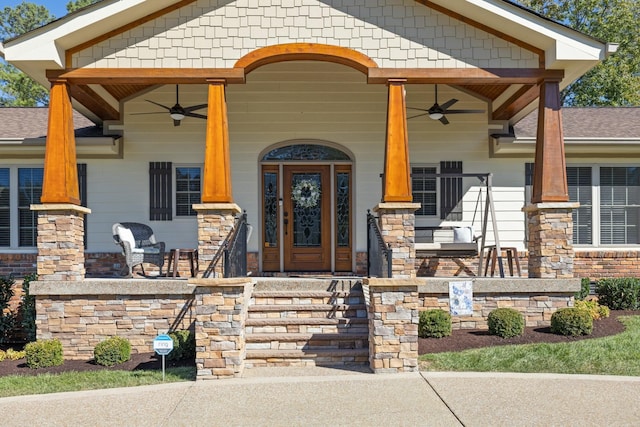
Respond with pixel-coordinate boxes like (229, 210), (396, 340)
(1, 0), (621, 280)
(0, 0), (630, 375)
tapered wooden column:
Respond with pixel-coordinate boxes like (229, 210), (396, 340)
(532, 79), (568, 203)
(383, 79), (412, 202)
(41, 79), (80, 205)
(202, 80), (233, 203)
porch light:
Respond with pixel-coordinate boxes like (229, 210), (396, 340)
(429, 112), (444, 120)
(170, 112), (185, 121)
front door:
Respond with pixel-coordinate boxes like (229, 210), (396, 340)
(261, 161), (353, 273)
(283, 165), (331, 271)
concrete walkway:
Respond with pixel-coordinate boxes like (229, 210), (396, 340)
(1, 368), (639, 426)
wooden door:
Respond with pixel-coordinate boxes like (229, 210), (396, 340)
(283, 165), (331, 271)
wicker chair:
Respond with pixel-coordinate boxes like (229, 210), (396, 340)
(112, 222), (165, 277)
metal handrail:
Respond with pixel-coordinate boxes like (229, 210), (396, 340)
(223, 212), (249, 278)
(367, 210), (392, 278)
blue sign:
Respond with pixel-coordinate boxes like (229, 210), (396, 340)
(153, 334), (174, 356)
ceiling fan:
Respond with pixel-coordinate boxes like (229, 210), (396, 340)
(407, 85), (484, 125)
(131, 85), (207, 126)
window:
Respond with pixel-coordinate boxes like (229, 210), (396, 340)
(18, 168), (43, 247)
(0, 165), (86, 249)
(600, 167), (640, 244)
(412, 161), (463, 219)
(526, 164), (640, 246)
(175, 166), (201, 217)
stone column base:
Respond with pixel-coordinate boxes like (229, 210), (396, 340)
(373, 203), (420, 278)
(193, 203), (242, 278)
(31, 204), (91, 281)
(523, 202), (578, 279)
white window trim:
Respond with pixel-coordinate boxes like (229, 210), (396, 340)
(173, 164), (203, 219)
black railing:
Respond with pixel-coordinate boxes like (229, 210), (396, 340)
(367, 210), (392, 278)
(224, 212), (249, 278)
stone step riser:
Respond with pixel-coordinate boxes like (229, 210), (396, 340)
(245, 357), (370, 368)
(252, 296), (365, 305)
(246, 340), (368, 351)
(246, 325), (369, 335)
(247, 309), (367, 320)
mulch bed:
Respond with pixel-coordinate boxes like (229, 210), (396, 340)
(419, 310), (635, 355)
(0, 311), (636, 376)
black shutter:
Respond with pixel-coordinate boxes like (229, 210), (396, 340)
(77, 164), (88, 248)
(440, 161), (463, 220)
(149, 162), (172, 221)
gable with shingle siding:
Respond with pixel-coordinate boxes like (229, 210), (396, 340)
(72, 0), (539, 69)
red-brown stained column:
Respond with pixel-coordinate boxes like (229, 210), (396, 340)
(202, 80), (233, 203)
(532, 79), (568, 203)
(383, 79), (412, 203)
(41, 79), (80, 205)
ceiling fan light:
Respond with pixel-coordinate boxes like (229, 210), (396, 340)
(429, 112), (444, 120)
(170, 112), (185, 121)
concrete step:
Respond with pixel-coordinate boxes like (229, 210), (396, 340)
(245, 317), (368, 327)
(251, 290), (364, 299)
(246, 332), (369, 342)
(246, 348), (369, 360)
(248, 303), (366, 312)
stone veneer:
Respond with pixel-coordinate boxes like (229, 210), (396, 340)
(365, 279), (419, 374)
(32, 204), (91, 281)
(30, 280), (195, 359)
(374, 203), (421, 278)
(191, 278), (254, 380)
(193, 203), (242, 277)
(524, 203), (578, 279)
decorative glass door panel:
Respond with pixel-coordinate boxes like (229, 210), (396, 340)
(284, 166), (331, 271)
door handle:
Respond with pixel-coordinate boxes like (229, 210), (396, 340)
(283, 217), (288, 235)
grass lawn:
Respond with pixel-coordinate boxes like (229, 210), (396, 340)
(420, 316), (640, 376)
(0, 367), (195, 398)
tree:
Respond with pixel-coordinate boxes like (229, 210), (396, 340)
(516, 0), (640, 106)
(0, 2), (55, 106)
(67, 0), (101, 13)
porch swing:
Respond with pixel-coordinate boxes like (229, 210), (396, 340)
(414, 172), (507, 277)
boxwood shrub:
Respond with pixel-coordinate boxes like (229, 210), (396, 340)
(25, 339), (64, 369)
(168, 330), (195, 361)
(487, 308), (524, 338)
(595, 278), (640, 310)
(94, 336), (131, 367)
(418, 309), (452, 338)
(551, 307), (593, 336)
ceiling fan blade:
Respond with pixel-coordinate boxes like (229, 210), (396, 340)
(129, 111), (167, 116)
(185, 112), (207, 120)
(145, 99), (171, 110)
(439, 115), (450, 125)
(407, 106), (430, 112)
(173, 119), (181, 127)
(407, 112), (431, 120)
(443, 109), (485, 114)
(440, 98), (458, 110)
(184, 103), (208, 113)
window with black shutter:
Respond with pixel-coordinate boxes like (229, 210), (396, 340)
(440, 161), (463, 220)
(149, 162), (172, 221)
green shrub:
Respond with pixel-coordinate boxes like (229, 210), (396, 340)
(487, 308), (525, 338)
(551, 308), (593, 336)
(25, 339), (64, 369)
(575, 278), (591, 300)
(20, 273), (37, 342)
(168, 330), (195, 361)
(595, 278), (640, 310)
(419, 310), (452, 338)
(0, 275), (16, 343)
(94, 336), (131, 367)
(574, 299), (610, 320)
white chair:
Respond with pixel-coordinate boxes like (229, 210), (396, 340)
(112, 222), (165, 277)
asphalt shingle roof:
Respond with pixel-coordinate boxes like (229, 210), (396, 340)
(514, 107), (640, 139)
(0, 107), (99, 139)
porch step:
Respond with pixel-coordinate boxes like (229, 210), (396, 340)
(245, 280), (370, 368)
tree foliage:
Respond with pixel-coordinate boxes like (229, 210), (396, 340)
(67, 0), (101, 13)
(516, 0), (640, 106)
(0, 2), (55, 106)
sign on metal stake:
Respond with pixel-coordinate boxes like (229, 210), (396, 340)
(153, 334), (174, 381)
